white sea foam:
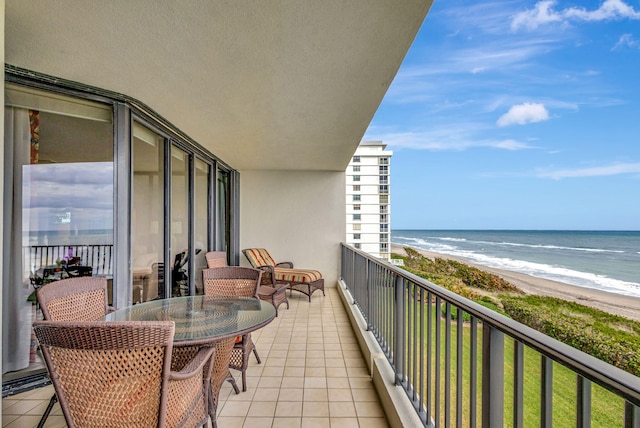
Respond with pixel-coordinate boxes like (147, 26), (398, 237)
(393, 236), (640, 298)
(431, 237), (624, 254)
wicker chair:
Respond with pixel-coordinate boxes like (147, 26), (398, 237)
(34, 276), (113, 427)
(33, 320), (214, 428)
(243, 248), (325, 302)
(37, 276), (112, 322)
(205, 251), (228, 268)
(202, 266), (262, 392)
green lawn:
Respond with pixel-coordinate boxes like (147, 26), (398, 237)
(401, 303), (625, 427)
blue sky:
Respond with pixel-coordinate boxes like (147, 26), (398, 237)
(364, 0), (640, 231)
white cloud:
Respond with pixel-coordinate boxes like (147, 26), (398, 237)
(512, 0), (640, 31)
(497, 103), (550, 127)
(537, 163), (640, 179)
(613, 33), (640, 50)
(364, 128), (536, 151)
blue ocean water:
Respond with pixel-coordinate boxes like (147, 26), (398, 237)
(392, 230), (640, 298)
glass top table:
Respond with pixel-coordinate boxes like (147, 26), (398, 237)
(104, 295), (276, 346)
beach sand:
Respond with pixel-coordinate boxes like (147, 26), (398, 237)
(392, 243), (640, 322)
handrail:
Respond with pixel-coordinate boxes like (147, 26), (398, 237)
(341, 243), (640, 427)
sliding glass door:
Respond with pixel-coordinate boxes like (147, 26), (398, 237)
(131, 123), (165, 303)
(3, 85), (114, 374)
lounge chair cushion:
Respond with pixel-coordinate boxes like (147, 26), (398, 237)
(243, 248), (277, 267)
(274, 268), (322, 283)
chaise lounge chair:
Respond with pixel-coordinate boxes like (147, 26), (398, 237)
(242, 248), (324, 302)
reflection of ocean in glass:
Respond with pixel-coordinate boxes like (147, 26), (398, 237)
(27, 229), (113, 246)
(392, 230), (640, 298)
(22, 162), (114, 246)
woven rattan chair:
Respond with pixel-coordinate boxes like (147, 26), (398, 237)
(33, 320), (214, 428)
(34, 276), (113, 427)
(243, 248), (325, 301)
(205, 251), (228, 268)
(37, 276), (112, 322)
(202, 266), (262, 392)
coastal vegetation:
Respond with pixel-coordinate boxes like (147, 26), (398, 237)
(394, 247), (634, 426)
(394, 247), (640, 376)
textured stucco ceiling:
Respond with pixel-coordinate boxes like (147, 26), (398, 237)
(5, 0), (431, 171)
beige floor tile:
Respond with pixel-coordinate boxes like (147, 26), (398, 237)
(346, 366), (370, 378)
(278, 387), (303, 402)
(215, 416), (245, 428)
(286, 358), (306, 367)
(326, 377), (350, 389)
(329, 417), (359, 428)
(281, 376), (305, 389)
(354, 401), (385, 418)
(247, 401), (277, 417)
(1, 414), (20, 426)
(302, 401), (329, 417)
(262, 366), (286, 377)
(219, 400), (252, 417)
(243, 417), (274, 428)
(358, 417), (389, 427)
(305, 358), (325, 367)
(281, 350), (303, 359)
(304, 367), (326, 377)
(303, 377), (327, 389)
(257, 376), (283, 388)
(329, 401), (356, 417)
(300, 417), (330, 428)
(275, 401), (303, 417)
(253, 387), (280, 402)
(327, 388), (352, 402)
(349, 377), (373, 389)
(226, 387), (257, 401)
(283, 366), (305, 377)
(303, 388), (328, 402)
(325, 367), (348, 379)
(265, 357), (287, 367)
(272, 417), (302, 428)
(269, 349), (290, 358)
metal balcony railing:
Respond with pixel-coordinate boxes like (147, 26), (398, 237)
(25, 244), (114, 277)
(340, 244), (640, 427)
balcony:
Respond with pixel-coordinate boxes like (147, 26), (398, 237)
(2, 288), (388, 427)
(5, 246), (640, 427)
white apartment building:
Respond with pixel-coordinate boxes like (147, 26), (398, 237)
(346, 141), (392, 261)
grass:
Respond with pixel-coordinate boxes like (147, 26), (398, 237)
(404, 306), (625, 427)
(388, 248), (635, 426)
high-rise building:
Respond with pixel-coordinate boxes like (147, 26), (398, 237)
(346, 141), (392, 261)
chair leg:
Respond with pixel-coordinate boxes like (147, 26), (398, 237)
(226, 370), (240, 394)
(252, 347), (261, 364)
(242, 370), (247, 392)
(37, 394), (57, 428)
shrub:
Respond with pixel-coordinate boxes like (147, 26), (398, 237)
(502, 296), (640, 377)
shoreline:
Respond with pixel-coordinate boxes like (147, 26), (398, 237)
(391, 243), (640, 322)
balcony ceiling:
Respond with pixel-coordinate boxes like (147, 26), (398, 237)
(5, 1), (431, 171)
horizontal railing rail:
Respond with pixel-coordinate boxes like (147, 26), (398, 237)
(340, 243), (640, 427)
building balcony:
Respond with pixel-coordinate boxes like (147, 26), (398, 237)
(4, 245), (640, 427)
(2, 288), (388, 428)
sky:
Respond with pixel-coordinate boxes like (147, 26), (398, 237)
(364, 0), (640, 231)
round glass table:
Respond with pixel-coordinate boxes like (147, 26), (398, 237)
(104, 295), (276, 346)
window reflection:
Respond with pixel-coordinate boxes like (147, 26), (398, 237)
(132, 123), (165, 303)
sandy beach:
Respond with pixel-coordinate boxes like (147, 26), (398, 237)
(392, 243), (640, 322)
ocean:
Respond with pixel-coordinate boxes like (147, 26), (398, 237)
(392, 230), (640, 298)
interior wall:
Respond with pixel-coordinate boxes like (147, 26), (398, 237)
(239, 170), (346, 286)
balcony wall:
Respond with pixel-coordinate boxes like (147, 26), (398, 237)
(239, 170), (345, 286)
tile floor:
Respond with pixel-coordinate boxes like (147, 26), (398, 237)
(2, 287), (389, 427)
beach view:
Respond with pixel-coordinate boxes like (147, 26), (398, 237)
(392, 230), (640, 322)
